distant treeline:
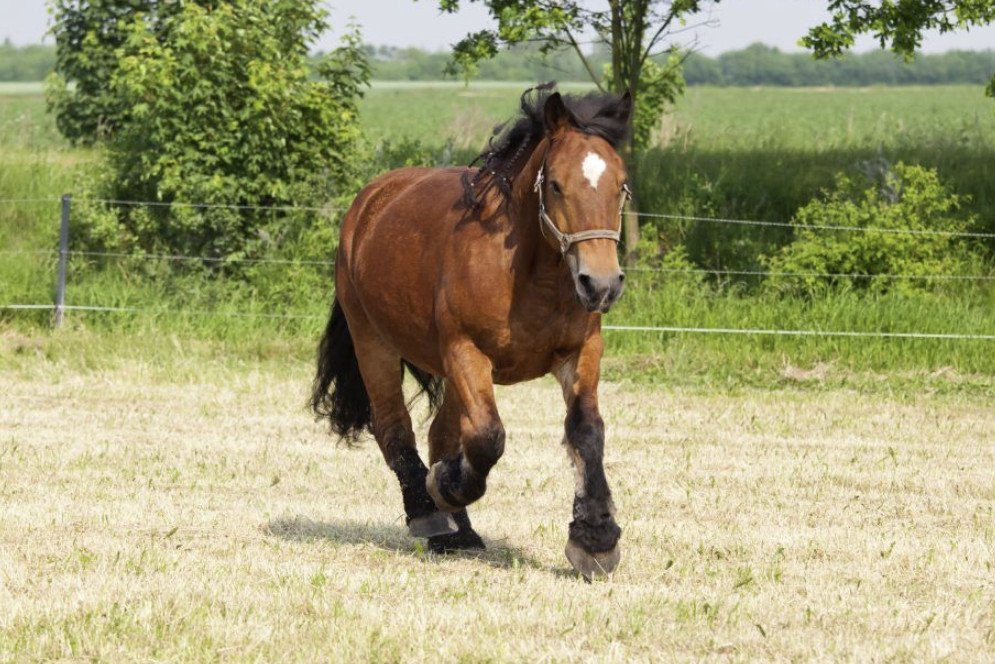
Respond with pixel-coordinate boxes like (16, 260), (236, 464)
(0, 40), (55, 81)
(683, 43), (995, 87)
(365, 42), (994, 87)
(3, 38), (993, 87)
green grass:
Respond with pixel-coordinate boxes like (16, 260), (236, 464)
(5, 266), (995, 395)
(360, 80), (593, 146)
(359, 83), (995, 154)
(0, 90), (64, 149)
(671, 86), (995, 152)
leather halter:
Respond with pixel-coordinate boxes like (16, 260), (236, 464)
(533, 162), (631, 255)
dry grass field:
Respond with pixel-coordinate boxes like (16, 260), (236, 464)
(2, 348), (994, 662)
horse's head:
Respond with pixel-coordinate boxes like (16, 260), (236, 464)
(538, 92), (632, 313)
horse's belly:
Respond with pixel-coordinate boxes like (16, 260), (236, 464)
(490, 350), (555, 385)
(482, 321), (579, 385)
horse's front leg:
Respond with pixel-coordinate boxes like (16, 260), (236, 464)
(556, 332), (621, 579)
(426, 339), (505, 512)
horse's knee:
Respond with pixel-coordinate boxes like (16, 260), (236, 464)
(463, 420), (505, 476)
(566, 403), (605, 451)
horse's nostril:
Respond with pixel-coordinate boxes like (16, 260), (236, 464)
(618, 272), (626, 284)
(578, 273), (595, 296)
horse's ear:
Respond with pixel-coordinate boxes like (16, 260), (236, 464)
(618, 90), (634, 125)
(544, 92), (575, 133)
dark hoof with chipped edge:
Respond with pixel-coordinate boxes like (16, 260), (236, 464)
(408, 511), (458, 538)
(565, 539), (620, 579)
(428, 528), (486, 554)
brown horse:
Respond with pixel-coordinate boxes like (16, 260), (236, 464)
(311, 84), (632, 578)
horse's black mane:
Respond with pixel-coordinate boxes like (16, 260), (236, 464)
(461, 82), (631, 209)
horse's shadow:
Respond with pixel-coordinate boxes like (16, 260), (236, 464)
(265, 514), (575, 577)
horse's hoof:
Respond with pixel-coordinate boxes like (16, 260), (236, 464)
(428, 528), (486, 554)
(408, 511), (458, 538)
(565, 539), (620, 579)
(425, 461), (461, 512)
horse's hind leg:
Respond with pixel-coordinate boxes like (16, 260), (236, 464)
(349, 319), (457, 539)
(426, 383), (485, 553)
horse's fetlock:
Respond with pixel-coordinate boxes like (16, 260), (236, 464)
(571, 494), (619, 543)
(428, 454), (487, 510)
(389, 445), (427, 484)
(570, 492), (621, 553)
(569, 514), (621, 554)
(389, 446), (436, 521)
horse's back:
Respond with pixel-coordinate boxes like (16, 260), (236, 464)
(340, 167), (469, 253)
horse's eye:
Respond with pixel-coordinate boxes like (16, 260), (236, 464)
(550, 180), (563, 196)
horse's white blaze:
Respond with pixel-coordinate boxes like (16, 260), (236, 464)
(582, 152), (607, 189)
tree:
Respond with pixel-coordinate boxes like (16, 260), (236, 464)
(437, 0), (717, 255)
(73, 0), (370, 260)
(47, 1), (195, 144)
(802, 0), (995, 97)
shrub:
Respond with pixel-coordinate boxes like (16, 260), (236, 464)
(72, 0), (369, 264)
(763, 163), (986, 295)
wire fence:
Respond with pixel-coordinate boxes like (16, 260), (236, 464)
(631, 210), (995, 240)
(3, 195), (995, 341)
(5, 247), (995, 283)
(4, 303), (995, 341)
(7, 195), (995, 240)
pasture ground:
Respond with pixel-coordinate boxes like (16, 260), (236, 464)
(1, 334), (993, 661)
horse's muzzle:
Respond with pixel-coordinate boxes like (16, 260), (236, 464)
(575, 270), (625, 313)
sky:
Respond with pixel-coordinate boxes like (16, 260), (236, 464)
(3, 0), (995, 55)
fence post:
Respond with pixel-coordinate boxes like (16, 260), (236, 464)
(53, 194), (71, 329)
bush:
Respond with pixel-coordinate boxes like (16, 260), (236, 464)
(763, 163), (986, 295)
(72, 0), (369, 264)
(46, 1), (215, 145)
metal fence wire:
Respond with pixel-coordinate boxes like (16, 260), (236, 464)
(2, 195), (994, 340)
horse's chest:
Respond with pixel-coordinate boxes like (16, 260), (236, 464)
(486, 305), (585, 384)
(446, 255), (587, 383)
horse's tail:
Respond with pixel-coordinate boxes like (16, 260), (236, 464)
(310, 299), (446, 441)
(310, 299), (371, 441)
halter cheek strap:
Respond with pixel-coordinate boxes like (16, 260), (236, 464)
(533, 165), (631, 255)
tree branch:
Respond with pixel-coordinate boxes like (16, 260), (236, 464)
(642, 18), (719, 63)
(640, 4), (679, 67)
(565, 27), (605, 92)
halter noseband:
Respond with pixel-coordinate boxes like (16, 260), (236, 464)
(533, 163), (631, 255)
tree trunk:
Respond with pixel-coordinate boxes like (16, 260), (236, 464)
(622, 139), (640, 265)
(609, 0), (646, 266)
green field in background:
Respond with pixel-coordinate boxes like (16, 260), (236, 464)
(3, 83), (995, 388)
(5, 81), (993, 153)
(358, 83), (995, 150)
